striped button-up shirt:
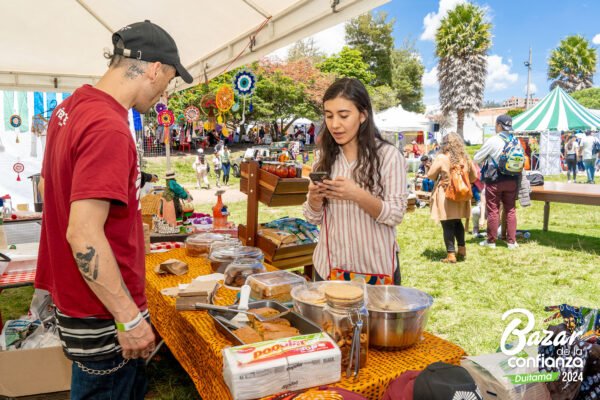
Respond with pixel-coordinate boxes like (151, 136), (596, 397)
(303, 142), (408, 278)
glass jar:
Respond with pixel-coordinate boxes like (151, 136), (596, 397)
(223, 258), (266, 289)
(322, 284), (369, 372)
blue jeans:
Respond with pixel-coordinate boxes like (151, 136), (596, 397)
(71, 354), (148, 400)
(583, 159), (596, 183)
(422, 178), (434, 192)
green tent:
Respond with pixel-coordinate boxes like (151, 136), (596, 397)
(513, 86), (600, 132)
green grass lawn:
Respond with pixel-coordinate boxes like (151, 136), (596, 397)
(2, 146), (599, 399)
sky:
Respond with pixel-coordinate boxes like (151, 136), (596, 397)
(270, 0), (600, 108)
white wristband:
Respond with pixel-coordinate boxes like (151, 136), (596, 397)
(115, 312), (143, 332)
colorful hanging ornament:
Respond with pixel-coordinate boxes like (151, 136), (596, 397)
(184, 106), (200, 122)
(232, 102), (240, 112)
(200, 94), (218, 131)
(155, 102), (167, 113)
(232, 69), (257, 97)
(13, 162), (24, 181)
(222, 126), (230, 138)
(248, 98), (254, 113)
(9, 114), (22, 128)
(157, 110), (175, 127)
(177, 114), (186, 125)
(216, 84), (235, 112)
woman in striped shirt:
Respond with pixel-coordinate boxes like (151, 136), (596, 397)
(303, 78), (407, 284)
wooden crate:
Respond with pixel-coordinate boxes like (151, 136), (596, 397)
(240, 162), (309, 207)
(238, 224), (316, 267)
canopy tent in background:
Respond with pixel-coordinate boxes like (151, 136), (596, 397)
(0, 0), (389, 93)
(512, 86), (600, 132)
(375, 105), (431, 148)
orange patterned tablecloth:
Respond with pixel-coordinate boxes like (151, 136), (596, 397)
(146, 249), (466, 400)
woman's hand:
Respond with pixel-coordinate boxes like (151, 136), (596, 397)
(322, 177), (363, 203)
(307, 181), (327, 211)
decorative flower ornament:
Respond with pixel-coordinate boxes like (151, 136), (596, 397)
(158, 110), (175, 127)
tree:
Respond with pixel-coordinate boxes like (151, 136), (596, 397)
(571, 87), (600, 109)
(548, 35), (597, 93)
(435, 3), (491, 138)
(287, 38), (324, 63)
(367, 85), (398, 112)
(506, 108), (524, 118)
(317, 46), (375, 85)
(345, 12), (394, 86)
(483, 100), (502, 108)
(391, 42), (425, 113)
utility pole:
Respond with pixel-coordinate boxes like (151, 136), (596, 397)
(524, 47), (532, 109)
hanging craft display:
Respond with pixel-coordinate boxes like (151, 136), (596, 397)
(9, 114), (22, 128)
(13, 162), (24, 181)
(177, 114), (186, 125)
(200, 94), (218, 131)
(232, 70), (256, 97)
(232, 102), (240, 112)
(155, 102), (167, 113)
(216, 84), (235, 112)
(184, 106), (200, 122)
(157, 110), (175, 127)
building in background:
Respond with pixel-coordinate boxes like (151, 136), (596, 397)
(502, 96), (540, 108)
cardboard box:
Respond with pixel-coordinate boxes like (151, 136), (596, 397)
(0, 345), (72, 397)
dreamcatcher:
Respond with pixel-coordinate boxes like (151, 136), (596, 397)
(199, 93), (218, 131)
(232, 69), (257, 124)
(13, 161), (24, 181)
(158, 109), (175, 145)
(155, 102), (168, 113)
(9, 114), (22, 143)
(216, 84), (235, 137)
(184, 106), (200, 122)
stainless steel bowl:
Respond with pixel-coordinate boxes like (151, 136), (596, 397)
(290, 281), (352, 326)
(366, 285), (433, 349)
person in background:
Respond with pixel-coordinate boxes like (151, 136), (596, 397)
(428, 133), (476, 263)
(213, 151), (222, 188)
(192, 149), (210, 189)
(141, 171), (159, 188)
(303, 78), (407, 284)
(564, 134), (579, 183)
(412, 140), (421, 158)
(579, 130), (599, 184)
(35, 20), (192, 399)
(219, 145), (232, 185)
(417, 155), (434, 192)
(308, 122), (316, 145)
(470, 161), (486, 238)
(474, 114), (520, 249)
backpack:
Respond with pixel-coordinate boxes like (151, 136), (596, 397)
(495, 135), (525, 176)
(445, 164), (473, 202)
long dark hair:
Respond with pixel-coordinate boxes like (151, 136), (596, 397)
(315, 78), (389, 197)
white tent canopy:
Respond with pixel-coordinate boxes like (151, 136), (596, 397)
(0, 0), (388, 92)
(375, 105), (430, 132)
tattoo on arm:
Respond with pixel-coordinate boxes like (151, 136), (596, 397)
(75, 246), (99, 282)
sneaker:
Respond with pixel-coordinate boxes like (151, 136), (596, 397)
(479, 240), (496, 248)
(507, 242), (519, 250)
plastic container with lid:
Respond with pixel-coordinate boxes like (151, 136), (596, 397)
(246, 270), (306, 303)
(208, 245), (263, 273)
(185, 233), (227, 257)
(322, 284), (369, 373)
(209, 237), (241, 253)
(223, 258), (266, 289)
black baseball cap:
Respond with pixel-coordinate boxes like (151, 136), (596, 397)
(414, 362), (482, 400)
(496, 114), (513, 131)
(112, 20), (193, 84)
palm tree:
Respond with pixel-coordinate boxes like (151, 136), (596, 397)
(435, 3), (491, 138)
(548, 35), (597, 93)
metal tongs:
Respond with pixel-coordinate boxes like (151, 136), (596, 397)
(346, 314), (363, 378)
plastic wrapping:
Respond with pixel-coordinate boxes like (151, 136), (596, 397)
(246, 271), (306, 303)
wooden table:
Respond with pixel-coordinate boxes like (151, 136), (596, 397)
(145, 249), (466, 400)
(530, 182), (600, 231)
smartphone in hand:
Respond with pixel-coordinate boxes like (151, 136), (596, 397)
(309, 171), (329, 183)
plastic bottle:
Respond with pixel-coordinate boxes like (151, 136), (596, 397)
(212, 190), (229, 229)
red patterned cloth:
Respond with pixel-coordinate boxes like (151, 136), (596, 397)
(150, 242), (184, 251)
(0, 270), (36, 287)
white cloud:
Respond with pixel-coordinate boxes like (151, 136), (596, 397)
(593, 33), (600, 45)
(486, 55), (518, 91)
(422, 66), (439, 88)
(267, 23), (346, 60)
(524, 82), (537, 95)
(420, 0), (467, 41)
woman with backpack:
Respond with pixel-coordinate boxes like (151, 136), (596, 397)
(428, 133), (477, 263)
(563, 135), (579, 183)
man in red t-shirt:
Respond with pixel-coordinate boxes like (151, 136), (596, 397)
(35, 20), (192, 399)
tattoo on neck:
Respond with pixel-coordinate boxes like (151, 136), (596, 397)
(75, 246), (99, 282)
(125, 64), (145, 79)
